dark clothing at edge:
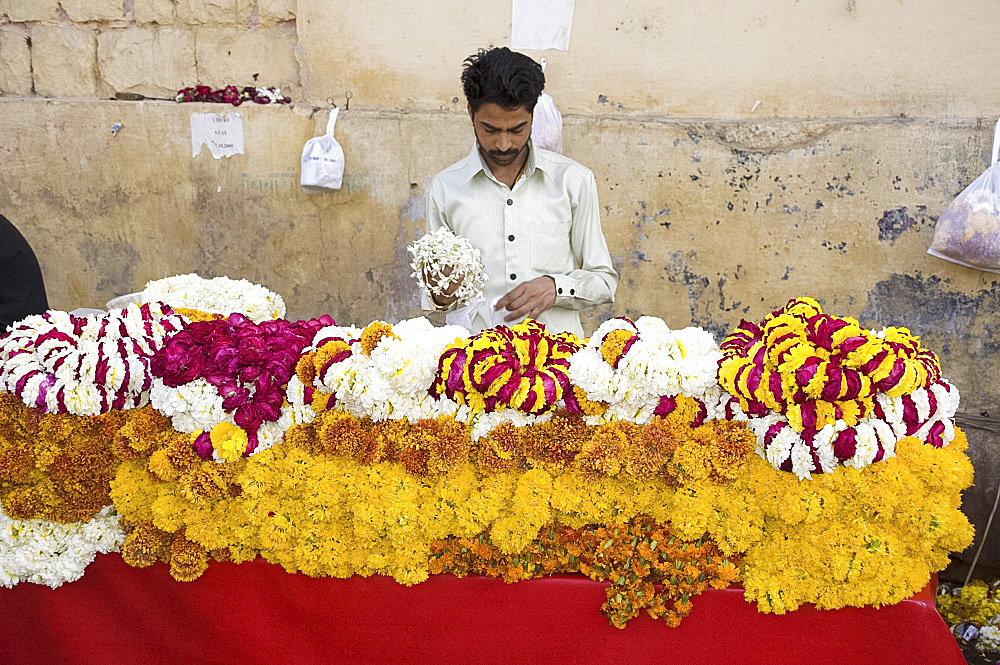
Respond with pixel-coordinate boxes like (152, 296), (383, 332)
(1, 214), (49, 332)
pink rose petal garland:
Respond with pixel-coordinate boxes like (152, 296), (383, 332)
(149, 313), (334, 461)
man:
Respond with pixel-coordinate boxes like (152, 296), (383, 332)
(424, 47), (617, 338)
(0, 214), (49, 333)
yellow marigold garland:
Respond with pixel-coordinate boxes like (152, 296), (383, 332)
(101, 396), (971, 618)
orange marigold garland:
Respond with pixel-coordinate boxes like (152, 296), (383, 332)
(0, 393), (119, 523)
(429, 516), (740, 628)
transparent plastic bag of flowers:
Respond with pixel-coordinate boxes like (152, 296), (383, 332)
(928, 117), (1000, 273)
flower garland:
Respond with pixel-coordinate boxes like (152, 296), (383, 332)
(141, 273), (286, 323)
(568, 316), (723, 425)
(300, 318), (470, 423)
(0, 293), (977, 629)
(175, 85), (291, 106)
(0, 504), (124, 588)
(719, 297), (941, 432)
(718, 297), (949, 475)
(735, 378), (961, 479)
(408, 227), (487, 306)
(0, 393), (146, 524)
(105, 407), (748, 595)
(429, 517), (741, 628)
(101, 394), (972, 621)
(0, 303), (186, 415)
(432, 319), (584, 438)
(149, 313), (333, 461)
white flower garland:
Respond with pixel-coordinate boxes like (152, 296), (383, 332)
(149, 377), (228, 433)
(568, 316), (723, 424)
(141, 273), (285, 322)
(0, 304), (186, 415)
(314, 318), (468, 422)
(0, 505), (124, 589)
(408, 228), (487, 305)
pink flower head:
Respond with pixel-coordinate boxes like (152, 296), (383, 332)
(192, 431), (213, 460)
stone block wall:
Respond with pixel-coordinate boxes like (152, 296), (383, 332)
(0, 0), (299, 98)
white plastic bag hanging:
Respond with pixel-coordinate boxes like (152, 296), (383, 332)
(300, 107), (345, 192)
(928, 118), (1000, 272)
(531, 60), (563, 154)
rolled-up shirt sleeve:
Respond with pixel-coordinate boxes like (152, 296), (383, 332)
(547, 170), (618, 310)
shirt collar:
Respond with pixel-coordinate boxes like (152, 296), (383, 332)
(459, 139), (546, 185)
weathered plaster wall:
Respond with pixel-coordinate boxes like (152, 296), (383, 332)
(2, 0), (1000, 573)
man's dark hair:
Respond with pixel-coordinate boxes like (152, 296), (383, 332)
(461, 47), (544, 114)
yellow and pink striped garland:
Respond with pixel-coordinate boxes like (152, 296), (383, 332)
(718, 297), (941, 432)
(431, 319), (585, 416)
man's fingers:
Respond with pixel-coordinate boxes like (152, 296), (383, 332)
(495, 285), (523, 311)
(503, 293), (529, 313)
(504, 307), (528, 322)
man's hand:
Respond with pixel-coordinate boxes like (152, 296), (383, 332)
(494, 276), (556, 322)
(424, 265), (464, 307)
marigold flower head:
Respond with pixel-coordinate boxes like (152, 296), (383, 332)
(169, 532), (210, 582)
(3, 484), (53, 520)
(0, 445), (36, 483)
(178, 465), (229, 502)
(210, 422), (249, 462)
(147, 448), (179, 482)
(599, 328), (638, 368)
(120, 521), (172, 568)
(360, 321), (398, 356)
(172, 307), (223, 322)
(165, 434), (202, 472)
(522, 411), (590, 469)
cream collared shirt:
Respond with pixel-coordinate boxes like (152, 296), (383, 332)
(424, 141), (618, 338)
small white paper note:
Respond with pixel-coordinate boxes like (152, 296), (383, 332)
(511, 0), (575, 51)
(191, 112), (245, 159)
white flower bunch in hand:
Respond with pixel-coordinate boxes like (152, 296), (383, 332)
(408, 228), (486, 307)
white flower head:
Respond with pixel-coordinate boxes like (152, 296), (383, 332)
(408, 228), (487, 305)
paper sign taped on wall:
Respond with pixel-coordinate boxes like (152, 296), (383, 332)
(191, 112), (245, 159)
(511, 0), (575, 51)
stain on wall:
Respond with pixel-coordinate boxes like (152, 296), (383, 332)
(877, 207), (917, 243)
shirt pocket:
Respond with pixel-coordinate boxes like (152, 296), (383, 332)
(529, 195), (574, 273)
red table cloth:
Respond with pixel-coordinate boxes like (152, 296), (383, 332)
(0, 555), (962, 664)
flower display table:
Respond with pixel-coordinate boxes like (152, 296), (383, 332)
(0, 554), (962, 665)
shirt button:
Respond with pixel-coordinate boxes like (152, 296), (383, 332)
(570, 289), (575, 295)
(557, 288), (563, 294)
(508, 234), (515, 241)
(506, 198), (513, 205)
(510, 273), (517, 280)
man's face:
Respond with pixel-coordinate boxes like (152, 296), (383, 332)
(469, 102), (532, 169)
